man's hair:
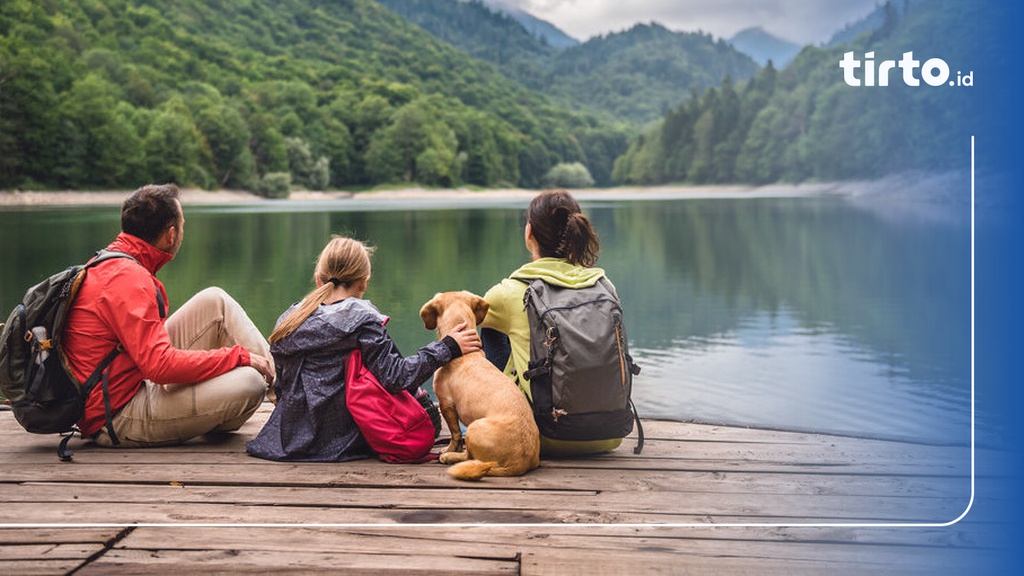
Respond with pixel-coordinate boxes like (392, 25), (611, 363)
(121, 184), (182, 243)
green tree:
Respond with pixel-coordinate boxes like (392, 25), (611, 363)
(318, 107), (356, 187)
(285, 136), (330, 190)
(255, 171), (291, 198)
(195, 102), (253, 188)
(247, 112), (289, 177)
(143, 101), (203, 186)
(365, 98), (458, 185)
(57, 74), (144, 187)
(542, 161), (595, 188)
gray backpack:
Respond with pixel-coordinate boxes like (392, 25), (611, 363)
(0, 250), (163, 460)
(522, 277), (643, 453)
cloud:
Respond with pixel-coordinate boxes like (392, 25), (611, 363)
(487, 0), (881, 45)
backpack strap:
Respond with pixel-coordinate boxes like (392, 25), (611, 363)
(630, 399), (645, 455)
(56, 344), (123, 460)
(87, 249), (136, 268)
(85, 345), (124, 443)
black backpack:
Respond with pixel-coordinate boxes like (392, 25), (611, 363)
(0, 250), (159, 460)
(522, 276), (644, 453)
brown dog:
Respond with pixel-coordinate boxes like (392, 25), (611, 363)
(420, 291), (540, 480)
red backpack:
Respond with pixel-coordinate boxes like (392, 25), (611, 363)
(344, 349), (437, 463)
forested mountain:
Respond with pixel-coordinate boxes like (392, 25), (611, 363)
(483, 1), (578, 48)
(728, 27), (801, 68)
(377, 0), (759, 125)
(375, 0), (556, 88)
(0, 0), (630, 192)
(827, 0), (924, 47)
(613, 0), (991, 185)
(553, 24), (759, 125)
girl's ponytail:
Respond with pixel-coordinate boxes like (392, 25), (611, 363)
(269, 236), (374, 343)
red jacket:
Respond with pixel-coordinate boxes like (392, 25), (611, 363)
(64, 233), (251, 436)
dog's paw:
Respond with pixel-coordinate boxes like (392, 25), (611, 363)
(439, 451), (468, 465)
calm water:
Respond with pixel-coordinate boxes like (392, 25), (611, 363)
(0, 190), (973, 445)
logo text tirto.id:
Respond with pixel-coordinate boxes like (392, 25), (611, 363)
(840, 51), (973, 87)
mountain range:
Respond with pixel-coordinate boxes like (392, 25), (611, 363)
(376, 0), (759, 125)
(483, 1), (579, 48)
(1, 0), (953, 193)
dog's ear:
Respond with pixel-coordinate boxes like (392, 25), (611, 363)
(420, 295), (440, 330)
(467, 292), (490, 326)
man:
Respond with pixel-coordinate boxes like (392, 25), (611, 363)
(63, 184), (275, 447)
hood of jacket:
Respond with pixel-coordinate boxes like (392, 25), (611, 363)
(509, 257), (605, 289)
(270, 297), (388, 358)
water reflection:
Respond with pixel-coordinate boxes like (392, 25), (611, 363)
(0, 192), (971, 445)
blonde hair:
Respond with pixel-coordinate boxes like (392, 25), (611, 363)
(269, 236), (374, 343)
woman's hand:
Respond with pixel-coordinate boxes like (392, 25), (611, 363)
(445, 321), (482, 355)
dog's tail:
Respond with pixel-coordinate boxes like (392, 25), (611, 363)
(447, 459), (497, 481)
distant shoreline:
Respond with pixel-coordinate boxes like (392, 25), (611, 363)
(0, 172), (969, 208)
(0, 182), (852, 208)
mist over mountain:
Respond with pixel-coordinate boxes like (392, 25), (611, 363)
(728, 27), (801, 68)
(482, 0), (579, 48)
(377, 1), (758, 125)
(827, 0), (924, 46)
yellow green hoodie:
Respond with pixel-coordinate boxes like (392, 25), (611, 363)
(481, 258), (622, 455)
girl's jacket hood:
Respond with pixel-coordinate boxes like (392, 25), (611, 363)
(270, 298), (387, 357)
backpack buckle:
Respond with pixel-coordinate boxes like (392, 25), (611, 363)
(57, 431), (77, 462)
(544, 326), (558, 347)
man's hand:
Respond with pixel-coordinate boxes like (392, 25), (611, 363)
(249, 353), (275, 385)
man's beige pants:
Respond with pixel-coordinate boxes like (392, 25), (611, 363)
(94, 287), (271, 448)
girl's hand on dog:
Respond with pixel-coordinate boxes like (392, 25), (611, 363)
(447, 322), (482, 355)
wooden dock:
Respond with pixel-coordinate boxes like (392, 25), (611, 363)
(0, 403), (1003, 574)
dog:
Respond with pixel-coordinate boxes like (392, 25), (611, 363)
(420, 291), (540, 481)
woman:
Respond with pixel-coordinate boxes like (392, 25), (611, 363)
(480, 189), (624, 456)
(247, 236), (480, 462)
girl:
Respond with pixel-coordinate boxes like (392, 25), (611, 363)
(480, 189), (624, 456)
(247, 236), (480, 462)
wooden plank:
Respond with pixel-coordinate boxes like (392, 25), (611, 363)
(0, 481), (970, 525)
(0, 410), (975, 465)
(3, 475), (970, 508)
(103, 526), (1000, 575)
(0, 559), (85, 576)
(0, 543), (102, 560)
(0, 456), (973, 489)
(0, 527), (121, 544)
(0, 462), (971, 494)
(77, 549), (518, 575)
(0, 497), (971, 525)
(0, 447), (972, 478)
(112, 524), (1002, 554)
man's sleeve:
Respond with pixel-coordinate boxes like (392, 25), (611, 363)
(100, 267), (247, 384)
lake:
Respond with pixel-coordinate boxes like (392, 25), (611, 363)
(0, 187), (974, 446)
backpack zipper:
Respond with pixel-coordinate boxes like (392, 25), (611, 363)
(614, 317), (627, 388)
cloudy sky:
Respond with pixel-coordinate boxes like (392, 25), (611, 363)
(487, 0), (882, 46)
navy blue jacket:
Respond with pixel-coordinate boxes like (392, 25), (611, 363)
(247, 298), (459, 462)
